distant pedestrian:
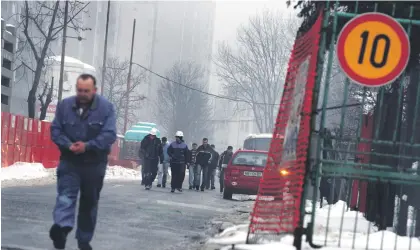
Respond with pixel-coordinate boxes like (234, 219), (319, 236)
(219, 146), (233, 193)
(195, 138), (213, 191)
(207, 144), (219, 190)
(49, 74), (117, 250)
(188, 143), (198, 190)
(157, 137), (170, 188)
(167, 131), (189, 193)
(140, 128), (163, 190)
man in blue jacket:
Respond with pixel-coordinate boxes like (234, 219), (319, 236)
(167, 131), (189, 193)
(157, 137), (170, 188)
(49, 74), (117, 250)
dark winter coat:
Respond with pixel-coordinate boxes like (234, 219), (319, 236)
(219, 150), (233, 168)
(190, 148), (198, 164)
(195, 145), (213, 166)
(210, 150), (219, 170)
(140, 134), (163, 162)
(167, 141), (189, 164)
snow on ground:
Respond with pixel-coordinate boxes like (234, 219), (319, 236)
(1, 162), (144, 184)
(1, 162), (50, 181)
(207, 200), (420, 250)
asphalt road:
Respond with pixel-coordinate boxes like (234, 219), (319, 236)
(1, 178), (251, 250)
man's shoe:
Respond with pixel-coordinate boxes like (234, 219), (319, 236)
(211, 187), (216, 190)
(145, 185), (151, 190)
(201, 188), (205, 192)
(78, 242), (93, 250)
(177, 188), (183, 192)
(171, 188), (175, 193)
(162, 184), (166, 188)
(157, 184), (162, 188)
(189, 186), (193, 190)
(49, 224), (70, 250)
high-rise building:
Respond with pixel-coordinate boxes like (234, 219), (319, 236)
(1, 18), (17, 113)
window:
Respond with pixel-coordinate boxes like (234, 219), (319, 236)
(2, 59), (12, 70)
(2, 76), (10, 87)
(3, 41), (14, 53)
(232, 151), (268, 167)
(1, 94), (9, 105)
(243, 138), (272, 151)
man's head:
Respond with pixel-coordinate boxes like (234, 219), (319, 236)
(175, 131), (183, 143)
(211, 144), (215, 149)
(162, 137), (167, 143)
(149, 128), (157, 139)
(227, 146), (233, 153)
(76, 74), (97, 104)
(192, 143), (197, 150)
(202, 138), (208, 147)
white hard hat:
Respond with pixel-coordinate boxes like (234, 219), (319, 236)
(175, 131), (184, 137)
(150, 128), (158, 136)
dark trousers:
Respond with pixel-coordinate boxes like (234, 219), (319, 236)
(143, 158), (159, 186)
(52, 160), (106, 244)
(206, 167), (216, 188)
(170, 163), (186, 189)
(200, 165), (209, 189)
(219, 168), (225, 192)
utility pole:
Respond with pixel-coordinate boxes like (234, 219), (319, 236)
(123, 19), (136, 133)
(57, 0), (69, 102)
(101, 0), (111, 96)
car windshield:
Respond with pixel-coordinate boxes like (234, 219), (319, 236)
(232, 152), (268, 167)
(243, 138), (271, 151)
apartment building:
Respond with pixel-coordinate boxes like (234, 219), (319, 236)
(1, 18), (16, 113)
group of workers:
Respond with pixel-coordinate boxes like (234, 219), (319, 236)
(47, 73), (235, 250)
(139, 128), (234, 193)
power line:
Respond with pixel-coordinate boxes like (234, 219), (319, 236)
(131, 62), (280, 106)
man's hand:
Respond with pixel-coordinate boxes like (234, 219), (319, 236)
(70, 141), (86, 154)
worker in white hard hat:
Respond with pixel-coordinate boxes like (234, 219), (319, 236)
(139, 127), (163, 190)
(167, 131), (190, 193)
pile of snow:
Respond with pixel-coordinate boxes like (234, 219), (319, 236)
(1, 163), (142, 182)
(1, 162), (49, 181)
(209, 200), (420, 250)
(105, 165), (140, 180)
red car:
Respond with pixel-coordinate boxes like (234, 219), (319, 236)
(222, 150), (267, 200)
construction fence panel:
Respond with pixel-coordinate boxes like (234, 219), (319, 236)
(246, 10), (323, 242)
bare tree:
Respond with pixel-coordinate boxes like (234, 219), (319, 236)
(15, 0), (90, 118)
(38, 75), (55, 120)
(156, 61), (212, 143)
(215, 10), (299, 133)
(101, 57), (147, 134)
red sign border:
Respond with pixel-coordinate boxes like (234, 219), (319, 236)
(337, 12), (410, 87)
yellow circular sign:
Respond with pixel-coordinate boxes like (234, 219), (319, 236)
(337, 13), (410, 87)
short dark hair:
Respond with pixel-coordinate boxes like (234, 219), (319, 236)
(211, 144), (215, 148)
(162, 137), (167, 142)
(203, 138), (208, 141)
(77, 73), (97, 86)
(192, 143), (197, 146)
(227, 146), (233, 150)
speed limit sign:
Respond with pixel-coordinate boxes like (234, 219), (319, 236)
(336, 12), (410, 87)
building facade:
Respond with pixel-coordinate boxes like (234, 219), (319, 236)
(1, 18), (17, 113)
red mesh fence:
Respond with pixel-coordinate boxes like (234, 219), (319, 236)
(0, 112), (129, 168)
(248, 12), (323, 236)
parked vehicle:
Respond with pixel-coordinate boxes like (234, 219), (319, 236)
(222, 150), (268, 200)
(243, 134), (272, 151)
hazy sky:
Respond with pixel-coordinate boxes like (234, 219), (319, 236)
(209, 0), (296, 92)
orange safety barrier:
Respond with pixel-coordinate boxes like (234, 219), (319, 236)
(1, 111), (124, 168)
(247, 11), (323, 237)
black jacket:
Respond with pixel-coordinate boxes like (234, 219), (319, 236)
(195, 145), (213, 166)
(219, 150), (233, 168)
(167, 141), (189, 164)
(210, 150), (219, 169)
(139, 135), (163, 162)
(190, 148), (198, 164)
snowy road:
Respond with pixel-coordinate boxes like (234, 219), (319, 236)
(1, 179), (252, 250)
